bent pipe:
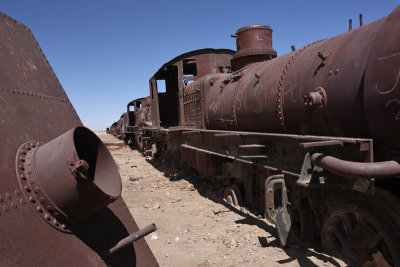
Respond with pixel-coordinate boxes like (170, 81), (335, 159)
(310, 153), (400, 179)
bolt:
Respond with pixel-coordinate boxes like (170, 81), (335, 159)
(33, 186), (40, 193)
(36, 206), (43, 213)
(61, 224), (67, 230)
(29, 196), (35, 203)
(19, 199), (26, 205)
(39, 197), (46, 204)
(329, 70), (332, 75)
(23, 185), (31, 192)
(45, 214), (50, 221)
(14, 190), (21, 196)
(335, 69), (339, 74)
(53, 219), (59, 226)
(19, 174), (26, 180)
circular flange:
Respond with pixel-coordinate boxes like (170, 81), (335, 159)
(15, 141), (70, 233)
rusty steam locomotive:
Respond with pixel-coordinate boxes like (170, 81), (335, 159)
(0, 12), (158, 266)
(110, 5), (400, 266)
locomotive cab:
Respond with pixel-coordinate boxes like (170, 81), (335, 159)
(149, 49), (235, 128)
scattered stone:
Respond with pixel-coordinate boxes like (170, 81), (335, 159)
(151, 234), (158, 240)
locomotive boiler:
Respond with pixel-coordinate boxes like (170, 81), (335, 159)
(0, 12), (158, 266)
(117, 5), (400, 266)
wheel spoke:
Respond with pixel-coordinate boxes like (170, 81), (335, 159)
(340, 215), (352, 237)
(368, 233), (382, 250)
(357, 218), (376, 238)
(331, 227), (346, 246)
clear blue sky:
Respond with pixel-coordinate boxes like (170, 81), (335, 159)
(2, 1), (399, 130)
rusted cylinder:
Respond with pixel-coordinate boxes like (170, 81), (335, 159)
(204, 6), (400, 160)
(311, 153), (400, 179)
(231, 24), (277, 70)
(30, 126), (122, 224)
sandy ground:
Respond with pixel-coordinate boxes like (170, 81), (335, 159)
(96, 132), (345, 267)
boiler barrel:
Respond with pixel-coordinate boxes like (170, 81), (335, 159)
(205, 6), (400, 160)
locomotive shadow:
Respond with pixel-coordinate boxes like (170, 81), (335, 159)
(146, 156), (343, 267)
(71, 207), (136, 266)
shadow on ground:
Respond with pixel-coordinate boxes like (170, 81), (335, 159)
(138, 151), (344, 267)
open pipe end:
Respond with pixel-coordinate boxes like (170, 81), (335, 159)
(16, 126), (122, 227)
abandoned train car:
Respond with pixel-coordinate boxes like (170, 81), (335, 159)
(118, 6), (400, 266)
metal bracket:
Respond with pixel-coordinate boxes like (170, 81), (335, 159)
(297, 153), (326, 188)
(265, 174), (291, 246)
(68, 158), (90, 181)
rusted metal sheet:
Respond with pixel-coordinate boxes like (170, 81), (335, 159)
(0, 12), (158, 266)
(364, 6), (400, 159)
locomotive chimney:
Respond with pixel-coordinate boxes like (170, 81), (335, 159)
(231, 24), (277, 70)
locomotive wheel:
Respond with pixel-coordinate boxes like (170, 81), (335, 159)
(293, 197), (316, 244)
(321, 190), (400, 266)
(223, 185), (243, 207)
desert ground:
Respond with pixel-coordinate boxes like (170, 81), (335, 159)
(96, 132), (345, 267)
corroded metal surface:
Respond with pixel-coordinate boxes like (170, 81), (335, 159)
(0, 12), (158, 266)
(231, 24), (277, 70)
(203, 8), (400, 162)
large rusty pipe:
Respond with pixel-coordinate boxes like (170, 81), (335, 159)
(311, 153), (400, 179)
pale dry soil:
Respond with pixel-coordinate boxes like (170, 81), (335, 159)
(96, 132), (346, 267)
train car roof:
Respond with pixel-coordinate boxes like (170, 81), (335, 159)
(127, 97), (149, 106)
(150, 48), (235, 80)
